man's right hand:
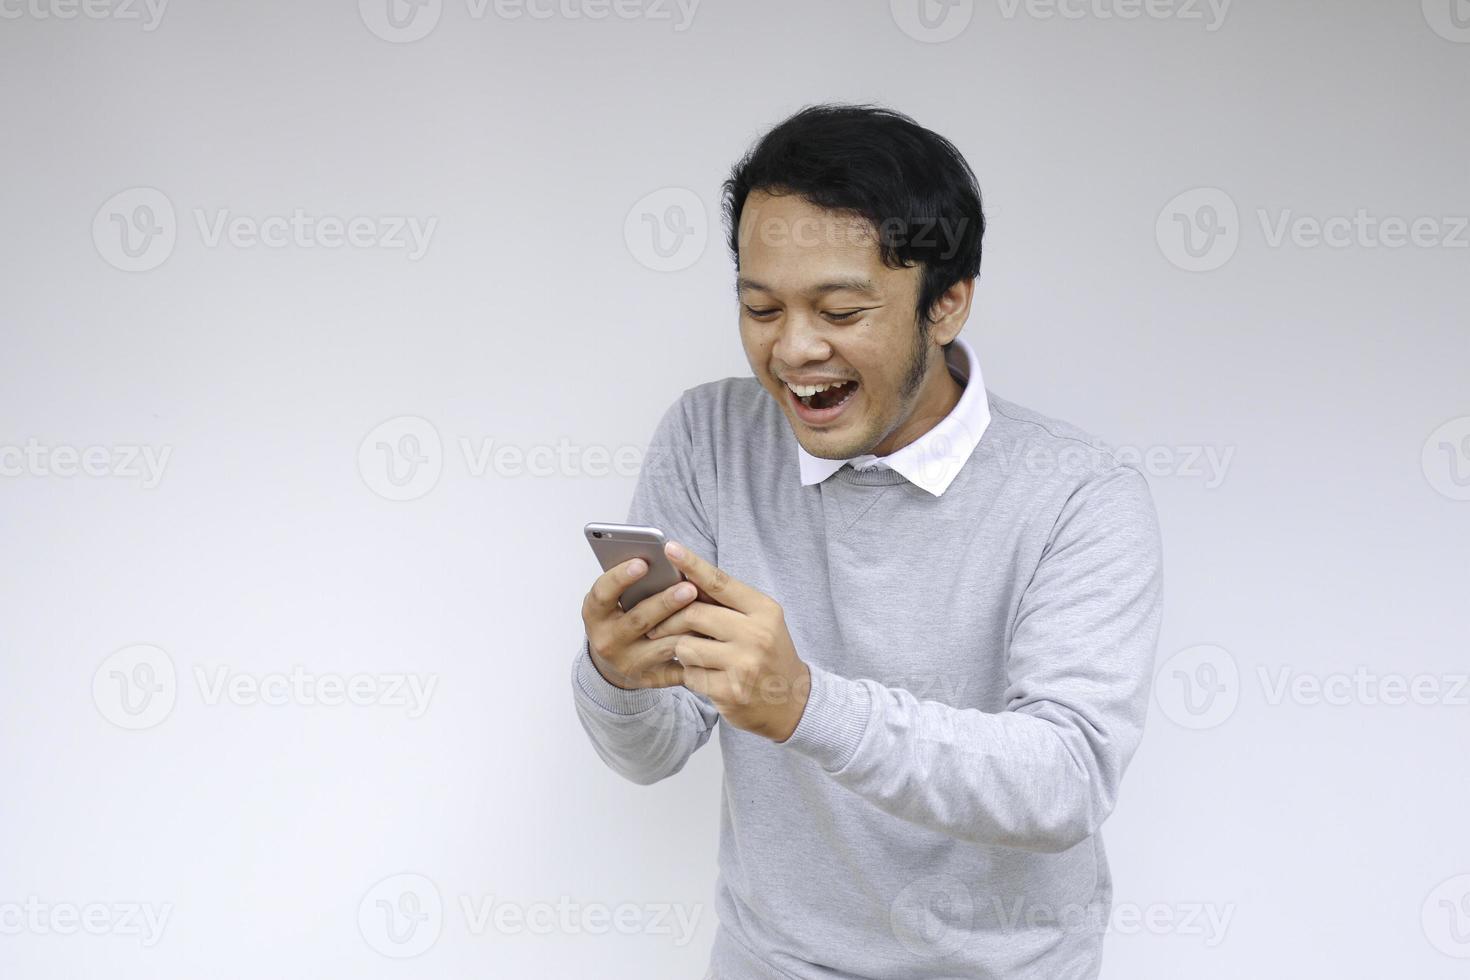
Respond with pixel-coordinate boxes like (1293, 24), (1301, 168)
(581, 558), (698, 691)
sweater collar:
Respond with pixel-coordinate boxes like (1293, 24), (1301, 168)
(795, 334), (991, 497)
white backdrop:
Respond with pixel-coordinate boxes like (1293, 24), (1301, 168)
(1, 1), (1467, 977)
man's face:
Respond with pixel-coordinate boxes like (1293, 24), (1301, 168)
(736, 190), (959, 461)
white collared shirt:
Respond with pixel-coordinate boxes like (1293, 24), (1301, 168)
(795, 333), (990, 497)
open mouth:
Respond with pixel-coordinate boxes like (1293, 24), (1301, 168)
(785, 379), (860, 425)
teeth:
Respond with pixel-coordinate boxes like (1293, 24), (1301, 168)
(786, 380), (852, 398)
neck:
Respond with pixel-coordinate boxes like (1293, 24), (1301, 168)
(868, 354), (963, 458)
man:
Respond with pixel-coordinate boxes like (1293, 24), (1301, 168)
(571, 103), (1164, 979)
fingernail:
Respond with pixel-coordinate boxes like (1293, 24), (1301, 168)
(627, 559), (646, 578)
(675, 583), (695, 601)
(666, 542), (685, 560)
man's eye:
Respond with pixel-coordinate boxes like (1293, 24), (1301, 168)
(826, 310), (862, 322)
(744, 306), (779, 318)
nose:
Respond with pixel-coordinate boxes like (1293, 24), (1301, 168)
(771, 310), (831, 370)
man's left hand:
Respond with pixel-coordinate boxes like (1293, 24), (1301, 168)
(645, 541), (811, 742)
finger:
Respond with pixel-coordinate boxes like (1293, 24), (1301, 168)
(663, 541), (761, 614)
(619, 629), (684, 675)
(614, 580), (699, 646)
(667, 633), (726, 671)
(644, 599), (744, 641)
(679, 662), (745, 706)
(586, 557), (650, 617)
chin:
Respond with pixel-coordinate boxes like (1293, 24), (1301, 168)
(794, 427), (864, 459)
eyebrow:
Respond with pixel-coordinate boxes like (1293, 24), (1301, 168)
(736, 276), (880, 299)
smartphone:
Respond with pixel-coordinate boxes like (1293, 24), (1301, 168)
(584, 522), (688, 612)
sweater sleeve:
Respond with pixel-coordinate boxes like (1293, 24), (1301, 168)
(570, 391), (722, 785)
(777, 463), (1164, 852)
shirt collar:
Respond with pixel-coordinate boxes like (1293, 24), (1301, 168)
(795, 333), (991, 497)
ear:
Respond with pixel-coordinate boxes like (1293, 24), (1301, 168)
(926, 277), (975, 347)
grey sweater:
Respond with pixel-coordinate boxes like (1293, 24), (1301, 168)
(571, 376), (1164, 979)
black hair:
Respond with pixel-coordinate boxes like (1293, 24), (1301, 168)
(720, 103), (985, 351)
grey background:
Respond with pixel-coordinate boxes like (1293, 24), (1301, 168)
(1, 1), (1467, 977)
